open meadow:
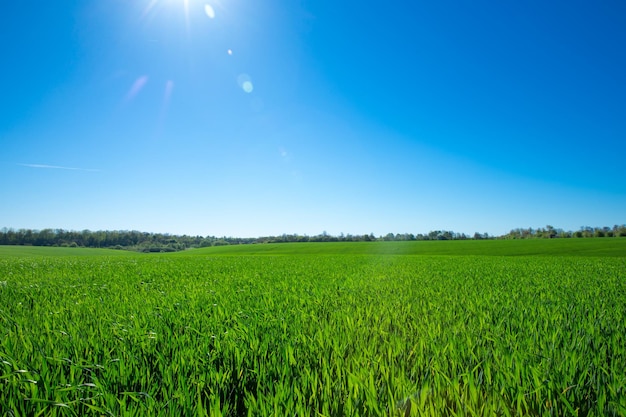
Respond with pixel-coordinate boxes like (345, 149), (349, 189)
(1, 240), (625, 416)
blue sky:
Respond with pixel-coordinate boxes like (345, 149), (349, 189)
(1, 0), (625, 237)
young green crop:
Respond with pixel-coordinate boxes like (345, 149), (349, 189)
(1, 254), (625, 416)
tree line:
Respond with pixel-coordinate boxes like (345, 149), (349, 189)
(502, 225), (626, 239)
(0, 225), (623, 252)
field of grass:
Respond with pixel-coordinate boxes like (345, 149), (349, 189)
(0, 246), (133, 258)
(1, 241), (625, 416)
(178, 238), (626, 257)
(2, 238), (624, 258)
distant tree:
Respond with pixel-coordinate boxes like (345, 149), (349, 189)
(581, 227), (594, 238)
(428, 230), (440, 240)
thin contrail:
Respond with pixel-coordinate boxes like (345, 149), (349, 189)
(18, 163), (100, 172)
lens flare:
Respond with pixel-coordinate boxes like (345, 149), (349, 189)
(242, 82), (253, 93)
(125, 76), (149, 102)
(204, 4), (215, 18)
(237, 74), (254, 93)
(163, 80), (174, 108)
(141, 0), (159, 19)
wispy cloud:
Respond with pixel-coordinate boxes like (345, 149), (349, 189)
(18, 163), (100, 172)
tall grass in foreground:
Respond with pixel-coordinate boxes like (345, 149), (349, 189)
(1, 255), (625, 416)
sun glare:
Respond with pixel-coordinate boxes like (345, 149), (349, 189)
(137, 0), (256, 110)
(143, 0), (220, 22)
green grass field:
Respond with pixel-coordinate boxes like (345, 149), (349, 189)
(0, 246), (133, 258)
(2, 238), (625, 258)
(177, 238), (626, 257)
(1, 240), (625, 416)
